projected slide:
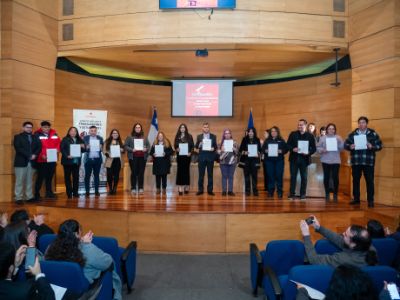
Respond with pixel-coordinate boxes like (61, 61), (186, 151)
(172, 80), (233, 117)
(177, 0), (218, 8)
(160, 0), (236, 9)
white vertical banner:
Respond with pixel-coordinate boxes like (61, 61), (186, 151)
(73, 109), (108, 138)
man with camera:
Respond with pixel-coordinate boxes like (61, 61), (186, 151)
(299, 216), (377, 267)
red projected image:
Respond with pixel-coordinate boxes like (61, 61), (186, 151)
(185, 83), (219, 116)
(177, 0), (218, 8)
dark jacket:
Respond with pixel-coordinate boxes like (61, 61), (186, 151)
(174, 134), (194, 153)
(60, 136), (85, 165)
(0, 277), (55, 300)
(303, 226), (376, 268)
(83, 135), (104, 163)
(28, 220), (54, 241)
(239, 136), (262, 167)
(13, 132), (42, 167)
(287, 131), (316, 164)
(261, 136), (288, 161)
(296, 286), (391, 300)
(150, 144), (174, 175)
(195, 133), (217, 162)
(344, 128), (382, 166)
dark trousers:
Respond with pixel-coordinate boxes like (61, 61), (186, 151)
(84, 158), (102, 193)
(198, 160), (214, 192)
(107, 159), (121, 192)
(352, 164), (375, 203)
(220, 164), (236, 193)
(265, 159), (284, 196)
(129, 157), (146, 190)
(322, 163), (340, 195)
(289, 158), (308, 197)
(244, 161), (258, 193)
(63, 164), (80, 197)
(35, 162), (56, 196)
(156, 175), (167, 189)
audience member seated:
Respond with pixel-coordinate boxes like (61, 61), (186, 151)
(1, 211), (7, 228)
(385, 219), (400, 242)
(367, 219), (386, 239)
(296, 264), (390, 300)
(3, 220), (37, 250)
(10, 210), (54, 242)
(299, 216), (377, 267)
(0, 241), (55, 300)
(44, 219), (122, 300)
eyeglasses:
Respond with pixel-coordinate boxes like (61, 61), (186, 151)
(25, 126), (33, 129)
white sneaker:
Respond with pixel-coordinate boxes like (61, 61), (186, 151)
(139, 189), (144, 195)
(131, 189), (137, 195)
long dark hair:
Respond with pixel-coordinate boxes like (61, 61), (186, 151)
(325, 265), (377, 300)
(65, 127), (83, 143)
(268, 126), (282, 140)
(307, 122), (317, 137)
(244, 127), (258, 141)
(174, 123), (190, 142)
(366, 219), (385, 239)
(105, 129), (123, 150)
(45, 219), (85, 267)
(131, 123), (144, 137)
(3, 221), (28, 250)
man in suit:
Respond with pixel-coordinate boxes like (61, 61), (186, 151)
(0, 241), (55, 300)
(83, 125), (104, 196)
(13, 122), (42, 204)
(195, 123), (217, 195)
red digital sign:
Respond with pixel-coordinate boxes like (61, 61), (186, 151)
(185, 83), (219, 116)
(177, 0), (218, 8)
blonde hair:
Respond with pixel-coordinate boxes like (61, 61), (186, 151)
(153, 131), (171, 148)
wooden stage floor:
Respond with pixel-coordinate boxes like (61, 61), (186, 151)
(2, 191), (399, 253)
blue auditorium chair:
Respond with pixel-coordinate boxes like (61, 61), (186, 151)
(315, 239), (342, 255)
(372, 238), (399, 266)
(250, 240), (305, 298)
(38, 234), (137, 293)
(40, 260), (112, 299)
(362, 265), (399, 296)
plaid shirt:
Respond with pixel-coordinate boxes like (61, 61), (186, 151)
(344, 128), (382, 166)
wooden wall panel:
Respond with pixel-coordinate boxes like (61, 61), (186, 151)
(349, 0), (383, 16)
(14, 0), (58, 19)
(349, 0), (399, 42)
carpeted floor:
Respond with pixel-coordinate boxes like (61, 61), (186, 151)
(123, 253), (256, 300)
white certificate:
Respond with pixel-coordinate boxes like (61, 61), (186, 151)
(248, 144), (258, 157)
(223, 140), (234, 152)
(90, 139), (100, 152)
(46, 149), (58, 162)
(110, 145), (121, 158)
(202, 138), (212, 151)
(134, 139), (144, 151)
(298, 140), (309, 154)
(326, 137), (338, 152)
(70, 144), (81, 158)
(155, 145), (164, 157)
(354, 135), (367, 150)
(268, 144), (279, 157)
(179, 143), (188, 156)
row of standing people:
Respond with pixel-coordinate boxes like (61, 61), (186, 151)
(13, 117), (382, 206)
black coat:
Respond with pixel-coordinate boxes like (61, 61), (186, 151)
(239, 136), (262, 167)
(13, 132), (42, 167)
(261, 137), (288, 161)
(150, 144), (174, 175)
(0, 277), (55, 300)
(287, 131), (316, 164)
(195, 133), (217, 162)
(60, 136), (85, 165)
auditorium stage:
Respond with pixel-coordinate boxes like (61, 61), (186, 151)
(2, 191), (399, 253)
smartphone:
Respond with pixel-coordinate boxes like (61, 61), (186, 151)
(305, 216), (314, 225)
(388, 283), (400, 300)
(25, 247), (36, 270)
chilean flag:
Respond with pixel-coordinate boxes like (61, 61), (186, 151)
(147, 107), (159, 146)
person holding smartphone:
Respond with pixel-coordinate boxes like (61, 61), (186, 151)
(0, 241), (55, 300)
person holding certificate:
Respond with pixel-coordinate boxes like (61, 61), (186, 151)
(344, 116), (382, 208)
(83, 125), (104, 197)
(150, 132), (174, 194)
(194, 123), (218, 196)
(261, 126), (288, 199)
(34, 121), (61, 200)
(60, 127), (85, 199)
(104, 129), (124, 195)
(239, 127), (262, 196)
(124, 123), (150, 195)
(218, 129), (239, 196)
(287, 119), (316, 200)
(174, 124), (194, 195)
(316, 123), (344, 202)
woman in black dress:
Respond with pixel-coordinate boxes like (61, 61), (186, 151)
(174, 124), (194, 195)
